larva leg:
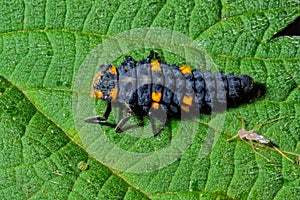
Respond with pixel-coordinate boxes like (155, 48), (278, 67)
(149, 106), (167, 137)
(149, 114), (165, 137)
(102, 102), (112, 121)
(149, 112), (159, 137)
(146, 50), (160, 63)
(115, 109), (131, 133)
(146, 50), (154, 62)
(136, 115), (144, 126)
(85, 102), (112, 123)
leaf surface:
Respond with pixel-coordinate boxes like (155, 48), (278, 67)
(0, 0), (300, 199)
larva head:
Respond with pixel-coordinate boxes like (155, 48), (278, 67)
(91, 65), (118, 102)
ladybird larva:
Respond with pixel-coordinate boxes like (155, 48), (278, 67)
(85, 51), (254, 136)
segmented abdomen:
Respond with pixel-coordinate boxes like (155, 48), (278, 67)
(116, 58), (251, 116)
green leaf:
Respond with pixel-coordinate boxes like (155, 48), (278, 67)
(0, 77), (148, 199)
(1, 0), (300, 199)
